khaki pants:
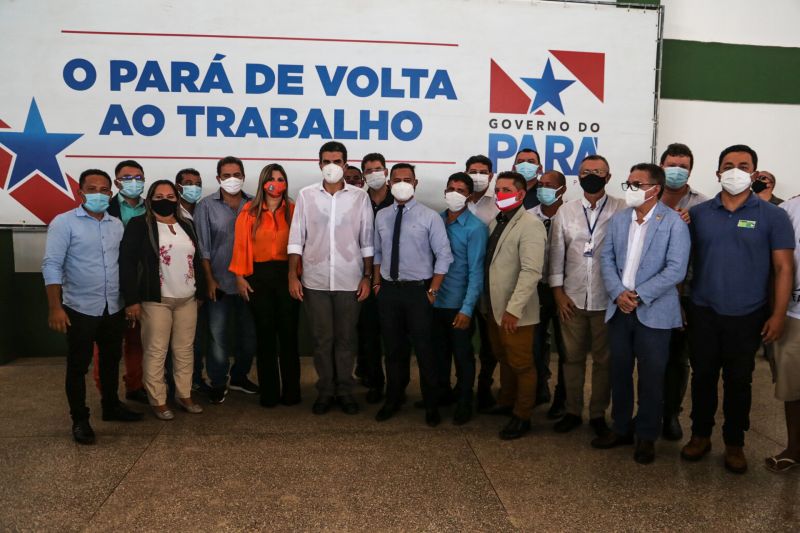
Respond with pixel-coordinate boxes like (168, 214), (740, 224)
(560, 308), (610, 419)
(141, 297), (197, 405)
(487, 319), (536, 420)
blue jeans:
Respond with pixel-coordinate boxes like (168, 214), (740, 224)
(608, 309), (671, 441)
(206, 293), (257, 388)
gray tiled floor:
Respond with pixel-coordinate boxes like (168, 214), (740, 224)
(0, 357), (797, 532)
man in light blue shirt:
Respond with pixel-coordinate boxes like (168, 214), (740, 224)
(42, 169), (143, 445)
(432, 173), (487, 425)
(372, 163), (454, 427)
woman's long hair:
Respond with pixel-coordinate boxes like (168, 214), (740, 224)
(248, 163), (291, 238)
(143, 179), (190, 252)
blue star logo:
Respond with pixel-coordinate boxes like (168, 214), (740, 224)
(521, 59), (576, 114)
(0, 99), (82, 192)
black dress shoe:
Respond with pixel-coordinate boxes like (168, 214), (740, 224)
(500, 416), (531, 440)
(591, 431), (634, 449)
(375, 402), (399, 422)
(589, 417), (611, 438)
(312, 396), (334, 415)
(102, 403), (143, 422)
(662, 415), (683, 441)
(453, 403), (472, 426)
(72, 420), (96, 445)
(547, 402), (566, 420)
(365, 388), (383, 404)
(339, 395), (359, 415)
(482, 405), (513, 416)
(554, 413), (583, 433)
(425, 409), (441, 427)
(634, 439), (656, 464)
(476, 387), (496, 411)
(125, 388), (149, 404)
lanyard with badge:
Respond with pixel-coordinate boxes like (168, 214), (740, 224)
(582, 197), (607, 257)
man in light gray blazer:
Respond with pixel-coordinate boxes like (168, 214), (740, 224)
(594, 163), (690, 464)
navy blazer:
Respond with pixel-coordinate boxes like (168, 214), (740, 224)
(600, 201), (690, 329)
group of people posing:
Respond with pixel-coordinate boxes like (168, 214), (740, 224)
(43, 140), (800, 475)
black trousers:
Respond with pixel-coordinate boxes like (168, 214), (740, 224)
(378, 281), (439, 408)
(247, 261), (301, 405)
(64, 306), (124, 421)
(532, 283), (566, 402)
(432, 307), (476, 404)
(687, 303), (767, 446)
(356, 290), (385, 389)
(476, 311), (496, 392)
(664, 297), (691, 419)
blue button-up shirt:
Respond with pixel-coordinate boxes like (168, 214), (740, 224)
(374, 198), (453, 281)
(194, 189), (251, 295)
(41, 206), (124, 316)
(434, 209), (487, 317)
(690, 192), (795, 316)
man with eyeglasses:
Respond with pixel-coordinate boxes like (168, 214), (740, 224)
(548, 154), (625, 439)
(96, 160), (148, 405)
(195, 156), (259, 404)
(752, 171), (783, 206)
(593, 163), (690, 464)
(465, 154), (501, 411)
(528, 170), (569, 419)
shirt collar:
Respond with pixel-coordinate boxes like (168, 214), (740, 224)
(118, 194), (143, 208)
(441, 208), (469, 225)
(629, 203), (657, 223)
(581, 193), (607, 210)
(712, 191), (758, 210)
(394, 198), (416, 211)
(76, 205), (114, 222)
(215, 189), (252, 202)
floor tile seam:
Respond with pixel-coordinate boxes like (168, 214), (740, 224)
(461, 431), (519, 532)
(81, 422), (166, 532)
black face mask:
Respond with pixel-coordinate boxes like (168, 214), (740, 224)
(751, 180), (768, 194)
(151, 199), (178, 217)
(580, 173), (606, 194)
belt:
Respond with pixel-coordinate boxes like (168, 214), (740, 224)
(381, 277), (430, 287)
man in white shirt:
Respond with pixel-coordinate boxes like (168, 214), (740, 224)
(288, 141), (374, 416)
(548, 154), (625, 438)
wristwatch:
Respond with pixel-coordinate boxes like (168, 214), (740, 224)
(632, 291), (643, 304)
(428, 288), (438, 297)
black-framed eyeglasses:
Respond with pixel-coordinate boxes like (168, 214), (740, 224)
(119, 174), (144, 181)
(621, 182), (658, 191)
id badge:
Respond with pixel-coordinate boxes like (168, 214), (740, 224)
(583, 241), (594, 257)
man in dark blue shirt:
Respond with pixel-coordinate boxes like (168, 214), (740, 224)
(682, 144), (795, 474)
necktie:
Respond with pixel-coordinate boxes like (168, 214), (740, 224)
(390, 205), (404, 281)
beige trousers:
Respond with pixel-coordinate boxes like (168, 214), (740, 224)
(560, 308), (610, 419)
(141, 296), (197, 405)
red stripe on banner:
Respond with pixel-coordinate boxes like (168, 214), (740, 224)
(0, 119), (10, 129)
(65, 155), (456, 164)
(9, 173), (80, 224)
(61, 30), (459, 47)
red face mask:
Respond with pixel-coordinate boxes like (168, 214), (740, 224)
(264, 181), (286, 198)
(495, 190), (523, 212)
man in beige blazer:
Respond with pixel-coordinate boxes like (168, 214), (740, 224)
(483, 171), (547, 439)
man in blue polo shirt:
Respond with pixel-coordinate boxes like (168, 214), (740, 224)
(432, 172), (488, 425)
(682, 144), (795, 474)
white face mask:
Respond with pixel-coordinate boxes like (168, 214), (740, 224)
(720, 168), (752, 195)
(220, 177), (243, 195)
(445, 191), (467, 212)
(322, 163), (344, 184)
(469, 173), (490, 193)
(625, 186), (657, 208)
(365, 171), (386, 190)
(391, 182), (415, 202)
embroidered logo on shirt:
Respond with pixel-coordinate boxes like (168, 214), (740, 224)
(737, 220), (756, 229)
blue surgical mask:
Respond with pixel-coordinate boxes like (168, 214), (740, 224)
(536, 186), (563, 206)
(664, 167), (689, 189)
(180, 185), (202, 204)
(515, 162), (539, 181)
(120, 179), (144, 199)
(83, 193), (110, 213)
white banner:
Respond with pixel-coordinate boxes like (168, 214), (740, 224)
(0, 0), (660, 225)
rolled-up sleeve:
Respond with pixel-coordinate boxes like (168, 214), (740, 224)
(358, 193), (374, 258)
(430, 214), (454, 275)
(42, 215), (69, 286)
(460, 223), (488, 317)
(287, 189), (306, 256)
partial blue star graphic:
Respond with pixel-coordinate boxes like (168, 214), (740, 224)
(521, 59), (576, 114)
(0, 99), (82, 191)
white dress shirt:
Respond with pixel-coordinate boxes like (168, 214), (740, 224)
(467, 180), (499, 225)
(548, 193), (626, 311)
(621, 205), (656, 291)
(287, 182), (374, 292)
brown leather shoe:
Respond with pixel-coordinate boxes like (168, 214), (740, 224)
(681, 435), (712, 461)
(724, 445), (748, 474)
